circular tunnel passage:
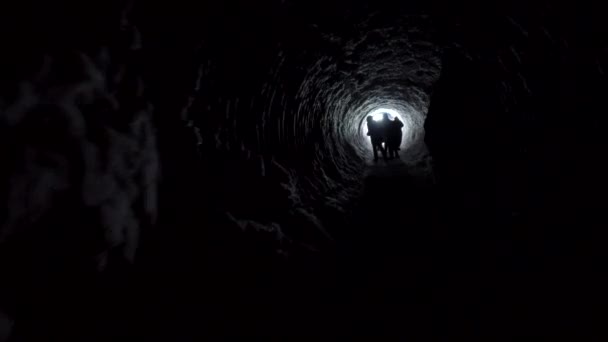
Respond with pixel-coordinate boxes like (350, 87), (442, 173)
(279, 14), (441, 181)
(164, 11), (443, 245)
(1, 0), (588, 340)
(164, 13), (445, 331)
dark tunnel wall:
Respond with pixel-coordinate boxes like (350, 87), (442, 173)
(0, 0), (605, 339)
(420, 5), (607, 334)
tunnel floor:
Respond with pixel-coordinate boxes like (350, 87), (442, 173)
(331, 159), (438, 337)
(175, 159), (558, 339)
(191, 159), (444, 338)
(7, 157), (570, 340)
(340, 160), (435, 337)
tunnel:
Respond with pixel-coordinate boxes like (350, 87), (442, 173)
(0, 0), (604, 340)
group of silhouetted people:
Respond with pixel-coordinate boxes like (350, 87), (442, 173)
(366, 113), (404, 162)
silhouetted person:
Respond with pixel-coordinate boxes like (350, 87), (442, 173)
(378, 113), (392, 160)
(367, 116), (386, 162)
(387, 117), (404, 159)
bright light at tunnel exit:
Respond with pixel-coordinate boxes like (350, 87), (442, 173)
(361, 107), (411, 150)
(369, 108), (403, 122)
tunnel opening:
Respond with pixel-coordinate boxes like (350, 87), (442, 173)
(355, 103), (428, 166)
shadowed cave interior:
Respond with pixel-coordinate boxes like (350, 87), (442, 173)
(0, 0), (606, 340)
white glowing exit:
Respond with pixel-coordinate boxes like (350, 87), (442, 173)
(369, 108), (403, 122)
